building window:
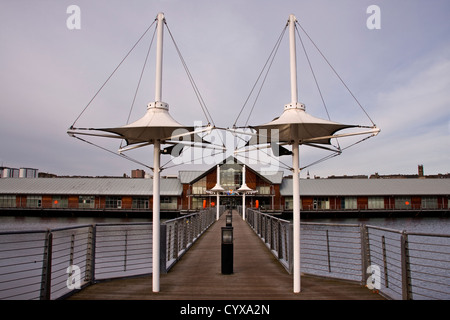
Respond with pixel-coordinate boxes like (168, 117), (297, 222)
(161, 197), (177, 210)
(395, 197), (411, 209)
(313, 197), (329, 210)
(192, 177), (207, 195)
(79, 196), (95, 209)
(26, 196), (42, 208)
(284, 197), (302, 210)
(132, 197), (149, 209)
(0, 195), (16, 208)
(52, 196), (68, 208)
(192, 197), (207, 210)
(368, 197), (384, 209)
(256, 185), (270, 195)
(285, 197), (293, 210)
(220, 164), (242, 191)
(106, 196), (122, 209)
(342, 197), (357, 210)
(422, 197), (438, 209)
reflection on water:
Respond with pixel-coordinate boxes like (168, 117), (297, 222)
(0, 214), (448, 234)
(0, 216), (152, 231)
(303, 216), (450, 234)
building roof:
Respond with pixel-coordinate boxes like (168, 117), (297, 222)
(0, 178), (182, 196)
(259, 171), (284, 184)
(2, 177), (448, 198)
(178, 171), (205, 184)
(280, 178), (450, 196)
(177, 157), (284, 185)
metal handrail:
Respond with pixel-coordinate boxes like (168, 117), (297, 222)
(245, 208), (450, 300)
(0, 208), (219, 300)
(1, 207), (447, 300)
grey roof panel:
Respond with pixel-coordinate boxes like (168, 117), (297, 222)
(259, 171), (284, 184)
(280, 178), (450, 196)
(178, 171), (205, 184)
(1, 177), (448, 197)
(0, 178), (182, 196)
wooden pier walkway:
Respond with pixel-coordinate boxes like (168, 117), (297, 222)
(68, 210), (384, 300)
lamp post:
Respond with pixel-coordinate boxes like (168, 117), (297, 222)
(210, 165), (224, 220)
(237, 165), (253, 221)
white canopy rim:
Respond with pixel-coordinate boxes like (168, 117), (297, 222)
(251, 107), (357, 145)
(97, 105), (196, 146)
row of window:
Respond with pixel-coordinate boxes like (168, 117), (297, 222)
(1, 195), (447, 211)
(0, 195), (178, 210)
(284, 196), (447, 210)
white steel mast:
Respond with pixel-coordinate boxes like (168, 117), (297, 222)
(152, 12), (165, 293)
(287, 13), (302, 294)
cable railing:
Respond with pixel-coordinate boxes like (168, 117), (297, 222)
(1, 207), (447, 300)
(245, 208), (293, 272)
(245, 208), (450, 300)
(163, 207), (218, 271)
(0, 208), (219, 300)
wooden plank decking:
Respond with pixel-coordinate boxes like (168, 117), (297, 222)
(68, 210), (384, 300)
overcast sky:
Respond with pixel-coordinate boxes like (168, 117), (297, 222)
(1, 0), (449, 178)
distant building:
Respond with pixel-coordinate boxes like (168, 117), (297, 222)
(0, 158), (449, 214)
(1, 167), (38, 179)
(369, 164), (449, 179)
(131, 169), (145, 178)
(19, 168), (38, 178)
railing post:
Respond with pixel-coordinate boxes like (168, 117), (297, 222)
(360, 224), (370, 285)
(401, 231), (412, 300)
(382, 235), (389, 288)
(124, 230), (128, 271)
(40, 230), (53, 300)
(85, 225), (96, 284)
(160, 224), (167, 274)
(269, 217), (273, 249)
(288, 222), (294, 274)
(326, 230), (331, 273)
(257, 211), (261, 236)
(174, 221), (179, 259)
(263, 215), (268, 243)
(69, 233), (75, 268)
(277, 221), (283, 260)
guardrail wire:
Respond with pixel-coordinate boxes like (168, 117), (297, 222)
(0, 208), (220, 300)
(245, 208), (450, 300)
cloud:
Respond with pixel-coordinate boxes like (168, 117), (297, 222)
(313, 45), (450, 177)
(1, 0), (449, 177)
(376, 47), (450, 136)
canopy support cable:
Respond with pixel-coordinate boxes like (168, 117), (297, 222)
(295, 21), (376, 126)
(72, 134), (153, 170)
(120, 24), (158, 150)
(165, 22), (215, 127)
(71, 18), (157, 128)
(233, 25), (288, 128)
(295, 24), (341, 151)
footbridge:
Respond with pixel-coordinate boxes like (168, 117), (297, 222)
(67, 210), (383, 300)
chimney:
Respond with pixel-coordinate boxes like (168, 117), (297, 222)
(418, 164), (424, 178)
